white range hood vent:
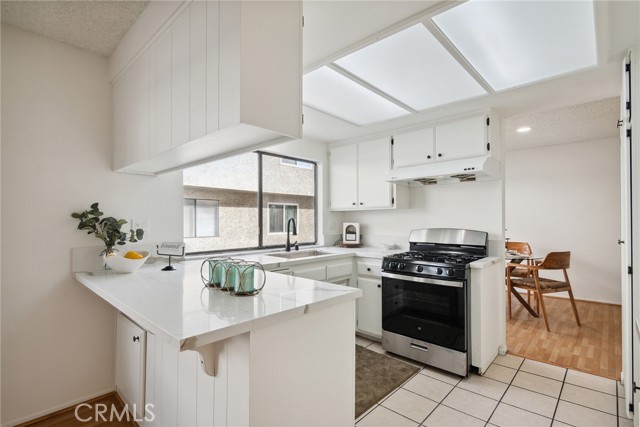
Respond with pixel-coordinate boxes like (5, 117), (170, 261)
(387, 156), (500, 185)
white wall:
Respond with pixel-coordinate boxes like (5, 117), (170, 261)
(1, 26), (183, 425)
(342, 181), (505, 256)
(505, 138), (621, 304)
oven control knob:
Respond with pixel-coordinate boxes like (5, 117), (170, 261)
(416, 266), (423, 272)
(436, 267), (443, 275)
(398, 263), (406, 270)
(389, 262), (397, 269)
(446, 268), (454, 277)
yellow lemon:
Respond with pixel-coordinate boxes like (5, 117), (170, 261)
(124, 251), (144, 260)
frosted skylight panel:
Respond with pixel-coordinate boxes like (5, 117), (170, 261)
(303, 66), (410, 126)
(432, 0), (597, 91)
(335, 24), (487, 111)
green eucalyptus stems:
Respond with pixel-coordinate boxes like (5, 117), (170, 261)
(71, 202), (144, 255)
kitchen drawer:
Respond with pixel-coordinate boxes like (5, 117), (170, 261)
(326, 260), (353, 280)
(357, 259), (382, 277)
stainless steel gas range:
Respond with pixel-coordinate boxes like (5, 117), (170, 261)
(381, 228), (488, 377)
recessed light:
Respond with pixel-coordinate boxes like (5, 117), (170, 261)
(517, 126), (532, 133)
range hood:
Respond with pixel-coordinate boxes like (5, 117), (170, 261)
(387, 156), (500, 185)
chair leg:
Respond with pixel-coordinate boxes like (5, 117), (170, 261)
(537, 291), (550, 332)
(568, 288), (581, 327)
(507, 280), (512, 319)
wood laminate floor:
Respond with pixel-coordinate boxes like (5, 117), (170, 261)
(506, 291), (622, 380)
(17, 393), (137, 427)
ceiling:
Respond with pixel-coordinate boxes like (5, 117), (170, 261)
(1, 0), (638, 146)
(1, 0), (147, 56)
(504, 97), (620, 152)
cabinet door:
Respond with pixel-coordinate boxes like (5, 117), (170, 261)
(113, 51), (150, 169)
(435, 115), (488, 160)
(291, 264), (326, 281)
(358, 138), (393, 209)
(172, 8), (190, 148)
(115, 312), (147, 419)
(357, 277), (382, 338)
(190, 1), (207, 141)
(329, 144), (358, 210)
(393, 127), (435, 168)
(150, 27), (172, 156)
(206, 1), (220, 135)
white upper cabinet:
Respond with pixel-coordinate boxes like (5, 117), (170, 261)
(358, 138), (393, 208)
(329, 144), (359, 210)
(111, 0), (302, 174)
(171, 7), (191, 149)
(113, 50), (150, 170)
(330, 138), (404, 211)
(392, 127), (435, 168)
(435, 114), (488, 160)
(391, 113), (494, 174)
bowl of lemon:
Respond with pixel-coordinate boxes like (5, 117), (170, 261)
(104, 250), (150, 273)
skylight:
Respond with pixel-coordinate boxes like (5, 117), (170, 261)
(334, 24), (487, 111)
(432, 0), (597, 91)
(303, 66), (410, 126)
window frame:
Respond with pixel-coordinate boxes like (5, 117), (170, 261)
(266, 202), (299, 235)
(183, 198), (220, 238)
(184, 152), (318, 255)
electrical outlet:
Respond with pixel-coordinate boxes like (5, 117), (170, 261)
(131, 220), (150, 237)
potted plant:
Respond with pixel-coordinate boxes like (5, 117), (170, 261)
(71, 202), (144, 256)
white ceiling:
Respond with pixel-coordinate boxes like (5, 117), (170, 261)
(1, 0), (148, 56)
(1, 0), (638, 145)
(504, 97), (620, 152)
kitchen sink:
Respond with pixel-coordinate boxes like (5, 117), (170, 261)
(266, 250), (333, 259)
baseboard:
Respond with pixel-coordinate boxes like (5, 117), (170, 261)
(4, 387), (116, 427)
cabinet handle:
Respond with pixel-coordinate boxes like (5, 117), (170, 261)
(360, 202), (364, 205)
(133, 336), (140, 342)
(377, 284), (381, 288)
(427, 155), (431, 159)
(437, 153), (443, 158)
(367, 267), (371, 272)
(352, 202), (356, 206)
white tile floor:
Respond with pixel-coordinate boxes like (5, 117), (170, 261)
(355, 337), (631, 427)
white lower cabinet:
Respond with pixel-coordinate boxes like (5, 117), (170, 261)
(356, 277), (382, 339)
(290, 264), (326, 281)
(115, 312), (147, 420)
(355, 257), (383, 339)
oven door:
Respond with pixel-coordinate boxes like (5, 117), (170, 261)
(381, 271), (467, 352)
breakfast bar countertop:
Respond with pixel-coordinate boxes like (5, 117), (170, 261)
(75, 259), (362, 351)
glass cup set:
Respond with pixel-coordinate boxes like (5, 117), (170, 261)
(200, 257), (266, 296)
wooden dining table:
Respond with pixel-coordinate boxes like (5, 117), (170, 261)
(505, 253), (543, 317)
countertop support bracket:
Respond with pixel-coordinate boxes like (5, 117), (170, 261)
(194, 342), (219, 377)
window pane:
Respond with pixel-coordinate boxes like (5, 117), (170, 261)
(184, 199), (195, 238)
(269, 204), (284, 233)
(196, 200), (219, 237)
(285, 205), (297, 223)
(262, 154), (316, 247)
(183, 153), (259, 252)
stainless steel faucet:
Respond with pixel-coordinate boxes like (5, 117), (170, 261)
(285, 218), (298, 252)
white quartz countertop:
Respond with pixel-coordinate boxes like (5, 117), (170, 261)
(75, 259), (362, 351)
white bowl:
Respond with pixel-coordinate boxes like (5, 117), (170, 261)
(104, 251), (150, 273)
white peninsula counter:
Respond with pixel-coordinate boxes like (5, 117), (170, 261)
(76, 259), (361, 427)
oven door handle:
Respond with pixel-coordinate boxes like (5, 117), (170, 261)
(381, 271), (464, 288)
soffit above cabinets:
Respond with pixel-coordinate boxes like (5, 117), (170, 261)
(303, 0), (599, 127)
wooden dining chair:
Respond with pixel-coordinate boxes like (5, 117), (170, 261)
(507, 251), (581, 332)
(505, 241), (534, 277)
(505, 241), (535, 306)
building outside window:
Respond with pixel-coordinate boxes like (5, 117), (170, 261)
(268, 203), (298, 234)
(183, 199), (219, 238)
(183, 152), (316, 253)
